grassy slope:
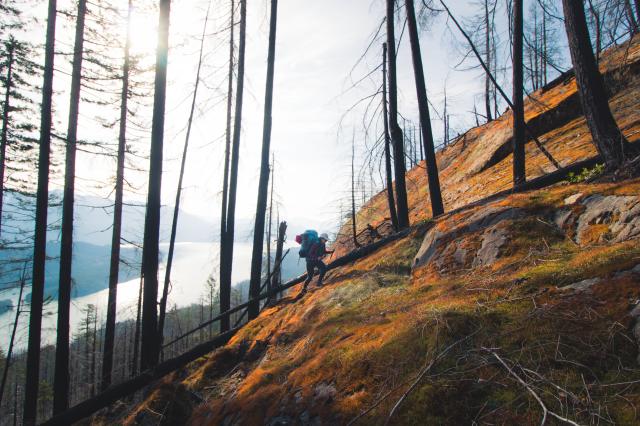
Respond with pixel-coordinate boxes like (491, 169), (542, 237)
(116, 38), (640, 426)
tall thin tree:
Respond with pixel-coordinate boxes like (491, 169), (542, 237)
(140, 0), (171, 371)
(101, 0), (133, 392)
(53, 0), (87, 413)
(381, 43), (398, 230)
(0, 265), (26, 407)
(158, 1), (211, 344)
(561, 0), (636, 169)
(0, 39), (14, 238)
(219, 0), (235, 333)
(23, 0), (57, 423)
(351, 131), (359, 246)
(484, 0), (494, 122)
(513, 0), (526, 188)
(386, 0), (410, 229)
(405, 0), (444, 217)
(248, 0), (278, 320)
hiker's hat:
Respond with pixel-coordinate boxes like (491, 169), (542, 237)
(319, 233), (329, 241)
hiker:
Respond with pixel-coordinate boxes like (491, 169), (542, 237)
(301, 232), (334, 294)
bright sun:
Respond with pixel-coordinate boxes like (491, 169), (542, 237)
(128, 6), (159, 55)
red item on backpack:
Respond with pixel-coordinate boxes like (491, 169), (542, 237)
(295, 234), (302, 244)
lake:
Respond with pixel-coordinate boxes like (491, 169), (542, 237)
(0, 241), (265, 352)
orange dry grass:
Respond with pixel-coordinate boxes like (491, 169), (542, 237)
(334, 35), (640, 259)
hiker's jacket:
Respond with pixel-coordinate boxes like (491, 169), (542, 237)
(307, 241), (330, 261)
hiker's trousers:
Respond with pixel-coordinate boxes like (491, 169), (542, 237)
(304, 258), (327, 286)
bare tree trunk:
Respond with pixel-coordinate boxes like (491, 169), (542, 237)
(101, 0), (132, 392)
(23, 1), (57, 423)
(90, 312), (97, 397)
(55, 0), (88, 406)
(351, 134), (359, 246)
(266, 155), (274, 292)
(562, 0), (635, 169)
(386, 0), (410, 229)
(0, 41), (14, 238)
(221, 0), (247, 324)
(512, 0), (526, 188)
(405, 0), (445, 217)
(0, 266), (25, 407)
(141, 0), (171, 371)
(131, 272), (143, 377)
(249, 0), (278, 320)
(158, 1), (210, 348)
(219, 0), (235, 333)
(271, 221), (286, 292)
(484, 0), (493, 122)
(381, 43), (398, 230)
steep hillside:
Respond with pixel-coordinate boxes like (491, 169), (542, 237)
(114, 37), (640, 425)
(334, 34), (640, 257)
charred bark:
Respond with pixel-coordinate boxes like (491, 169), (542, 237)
(405, 0), (445, 216)
(561, 0), (635, 169)
(248, 0), (277, 320)
(141, 0), (171, 370)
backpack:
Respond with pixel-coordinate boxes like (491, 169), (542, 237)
(296, 230), (319, 258)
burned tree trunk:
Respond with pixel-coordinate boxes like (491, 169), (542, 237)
(484, 0), (493, 122)
(219, 0), (235, 333)
(23, 1), (57, 424)
(561, 0), (636, 169)
(248, 0), (277, 321)
(0, 267), (25, 407)
(405, 0), (445, 217)
(221, 0), (247, 326)
(381, 43), (399, 230)
(141, 0), (171, 371)
(512, 0), (526, 188)
(351, 134), (359, 246)
(101, 0), (132, 392)
(0, 40), (14, 238)
(54, 0), (87, 412)
(386, 0), (410, 229)
(271, 221), (286, 291)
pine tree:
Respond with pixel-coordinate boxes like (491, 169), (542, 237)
(53, 0), (88, 413)
(219, 0), (235, 334)
(141, 0), (171, 371)
(561, 0), (637, 169)
(23, 1), (57, 423)
(386, 0), (410, 229)
(381, 43), (398, 230)
(513, 0), (526, 188)
(248, 0), (278, 320)
(220, 0), (247, 328)
(405, 0), (444, 217)
(101, 0), (133, 392)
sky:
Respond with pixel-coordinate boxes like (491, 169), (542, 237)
(28, 0), (570, 243)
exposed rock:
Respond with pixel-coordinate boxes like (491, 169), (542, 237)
(313, 383), (336, 404)
(558, 277), (600, 293)
(553, 209), (574, 230)
(472, 225), (508, 268)
(564, 192), (584, 205)
(575, 195), (640, 244)
(414, 207), (520, 271)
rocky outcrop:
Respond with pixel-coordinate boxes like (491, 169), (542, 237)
(556, 194), (640, 245)
(414, 191), (640, 275)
